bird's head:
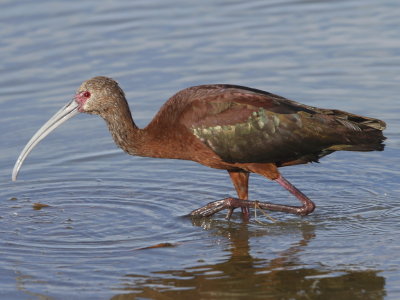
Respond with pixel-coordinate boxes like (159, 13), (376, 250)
(11, 76), (123, 181)
(75, 76), (126, 116)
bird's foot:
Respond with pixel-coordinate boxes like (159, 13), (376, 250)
(189, 197), (249, 219)
(224, 206), (249, 221)
(241, 206), (250, 221)
(225, 208), (234, 220)
(189, 195), (315, 219)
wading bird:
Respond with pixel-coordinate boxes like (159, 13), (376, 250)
(12, 77), (386, 219)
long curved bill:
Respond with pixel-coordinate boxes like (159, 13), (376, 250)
(12, 99), (80, 181)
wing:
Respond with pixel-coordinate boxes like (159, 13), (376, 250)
(178, 85), (385, 165)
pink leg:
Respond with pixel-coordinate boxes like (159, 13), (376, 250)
(273, 174), (315, 215)
(228, 171), (250, 220)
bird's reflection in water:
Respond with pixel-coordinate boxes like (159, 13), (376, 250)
(112, 218), (386, 300)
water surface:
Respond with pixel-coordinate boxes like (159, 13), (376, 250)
(0, 0), (399, 299)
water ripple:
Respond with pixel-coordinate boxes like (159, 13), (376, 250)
(1, 0), (399, 298)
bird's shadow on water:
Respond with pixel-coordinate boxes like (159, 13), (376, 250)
(113, 215), (386, 300)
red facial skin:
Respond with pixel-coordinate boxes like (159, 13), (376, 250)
(75, 91), (91, 112)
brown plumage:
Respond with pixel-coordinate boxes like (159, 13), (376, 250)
(12, 76), (386, 219)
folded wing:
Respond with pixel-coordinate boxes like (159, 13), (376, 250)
(178, 85), (386, 166)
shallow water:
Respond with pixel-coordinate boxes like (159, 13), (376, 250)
(1, 0), (399, 299)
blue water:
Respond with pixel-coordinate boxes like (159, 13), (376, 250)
(0, 0), (399, 299)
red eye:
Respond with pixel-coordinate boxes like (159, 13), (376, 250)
(82, 91), (91, 98)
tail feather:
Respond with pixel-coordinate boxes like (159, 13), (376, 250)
(278, 109), (385, 167)
(329, 109), (386, 152)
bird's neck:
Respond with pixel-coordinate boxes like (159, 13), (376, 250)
(101, 104), (145, 156)
(100, 100), (190, 160)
